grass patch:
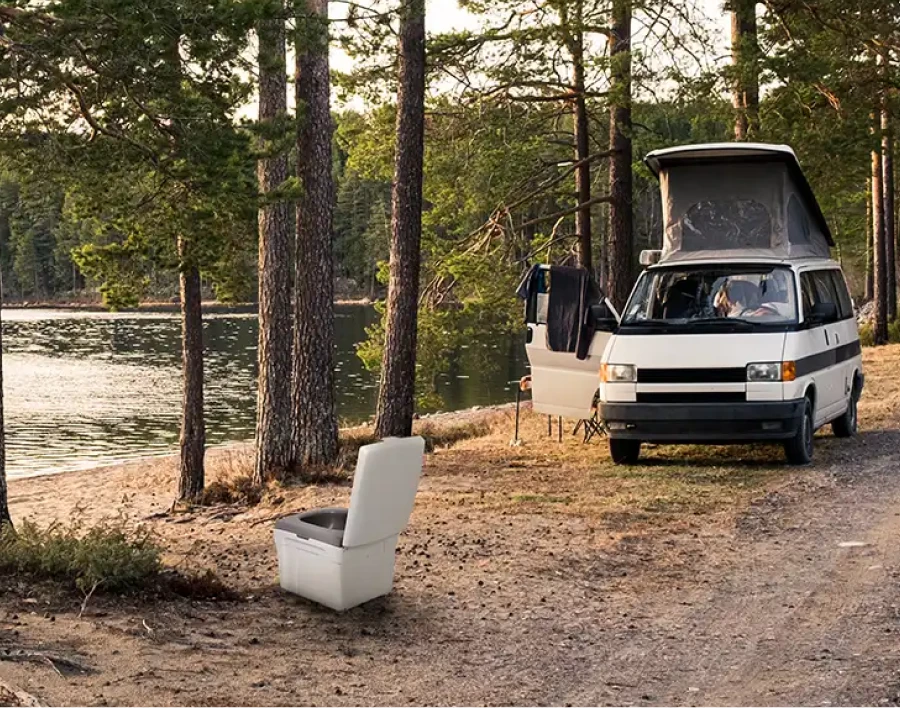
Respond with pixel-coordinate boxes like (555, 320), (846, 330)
(512, 494), (573, 505)
(334, 419), (493, 472)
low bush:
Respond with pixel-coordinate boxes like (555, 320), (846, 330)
(0, 519), (161, 594)
(415, 419), (492, 452)
(859, 321), (900, 347)
(199, 475), (263, 506)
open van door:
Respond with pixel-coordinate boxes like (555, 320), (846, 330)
(518, 265), (617, 419)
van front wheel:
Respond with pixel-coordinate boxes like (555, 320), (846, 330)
(784, 398), (814, 465)
(609, 439), (641, 465)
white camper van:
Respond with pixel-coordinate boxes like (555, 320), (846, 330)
(521, 143), (863, 465)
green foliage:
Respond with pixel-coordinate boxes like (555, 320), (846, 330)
(0, 0), (260, 307)
(0, 519), (162, 594)
(859, 321), (900, 347)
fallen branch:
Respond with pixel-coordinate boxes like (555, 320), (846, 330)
(0, 648), (91, 676)
(0, 678), (45, 707)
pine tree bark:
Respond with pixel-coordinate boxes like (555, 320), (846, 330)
(0, 274), (10, 528)
(730, 0), (759, 140)
(374, 0), (426, 439)
(292, 0), (338, 468)
(882, 91), (896, 321)
(872, 111), (888, 345)
(568, 0), (592, 272)
(253, 2), (293, 485)
(607, 0), (633, 311)
(178, 237), (205, 501)
(866, 176), (874, 302)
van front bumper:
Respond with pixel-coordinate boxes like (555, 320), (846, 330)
(598, 399), (805, 444)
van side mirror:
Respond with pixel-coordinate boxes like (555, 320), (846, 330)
(590, 302), (618, 332)
(808, 301), (837, 324)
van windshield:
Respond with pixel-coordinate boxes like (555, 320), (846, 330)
(622, 265), (798, 327)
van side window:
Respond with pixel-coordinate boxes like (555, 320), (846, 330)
(806, 270), (840, 324)
(800, 273), (817, 319)
(829, 270), (854, 320)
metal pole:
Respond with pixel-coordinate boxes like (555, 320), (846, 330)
(514, 386), (521, 443)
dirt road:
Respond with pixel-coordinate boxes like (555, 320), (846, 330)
(557, 431), (900, 706)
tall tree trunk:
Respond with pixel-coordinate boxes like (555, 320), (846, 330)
(872, 110), (888, 344)
(178, 237), (205, 501)
(882, 84), (897, 321)
(253, 1), (293, 485)
(292, 0), (338, 468)
(607, 0), (633, 311)
(374, 0), (426, 439)
(0, 269), (9, 528)
(866, 176), (874, 302)
(729, 0), (759, 140)
(569, 1), (592, 272)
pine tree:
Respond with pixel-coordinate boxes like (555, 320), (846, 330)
(254, 0), (293, 484)
(374, 0), (426, 438)
(292, 0), (339, 468)
(607, 0), (633, 310)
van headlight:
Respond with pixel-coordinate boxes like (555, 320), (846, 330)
(747, 362), (782, 382)
(601, 363), (637, 383)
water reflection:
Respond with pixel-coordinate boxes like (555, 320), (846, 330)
(2, 306), (528, 478)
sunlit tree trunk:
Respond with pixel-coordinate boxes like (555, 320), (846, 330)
(375, 0), (426, 438)
(729, 0), (759, 140)
(292, 0), (338, 468)
(607, 0), (633, 311)
(0, 269), (10, 528)
(872, 112), (888, 345)
(882, 79), (896, 321)
(866, 176), (874, 302)
(567, 0), (592, 272)
(254, 0), (293, 485)
(178, 236), (205, 501)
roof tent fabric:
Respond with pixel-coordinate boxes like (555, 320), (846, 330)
(644, 143), (833, 262)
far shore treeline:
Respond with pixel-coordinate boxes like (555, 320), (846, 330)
(1, 0), (900, 522)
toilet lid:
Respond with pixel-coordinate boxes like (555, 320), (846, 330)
(343, 436), (426, 548)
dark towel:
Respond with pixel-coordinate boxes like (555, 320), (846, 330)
(547, 266), (602, 359)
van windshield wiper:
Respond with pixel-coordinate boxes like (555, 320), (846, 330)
(684, 317), (757, 330)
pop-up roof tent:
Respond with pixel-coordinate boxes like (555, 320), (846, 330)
(643, 143), (834, 262)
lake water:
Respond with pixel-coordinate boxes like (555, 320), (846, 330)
(2, 306), (528, 478)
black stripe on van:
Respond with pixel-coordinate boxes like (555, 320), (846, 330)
(637, 367), (747, 384)
(794, 340), (862, 378)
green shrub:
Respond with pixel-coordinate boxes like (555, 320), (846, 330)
(859, 323), (874, 347)
(0, 519), (161, 593)
(858, 321), (900, 347)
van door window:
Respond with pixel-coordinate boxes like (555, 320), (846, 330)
(802, 270), (840, 324)
(828, 270), (854, 321)
(800, 273), (817, 320)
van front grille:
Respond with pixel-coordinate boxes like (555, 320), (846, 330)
(637, 367), (746, 384)
(636, 392), (746, 404)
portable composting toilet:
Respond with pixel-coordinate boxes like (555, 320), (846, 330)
(273, 436), (426, 611)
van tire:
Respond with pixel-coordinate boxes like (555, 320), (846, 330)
(831, 379), (859, 438)
(784, 398), (814, 465)
(610, 439), (641, 465)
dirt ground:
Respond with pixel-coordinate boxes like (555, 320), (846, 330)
(3, 346), (900, 706)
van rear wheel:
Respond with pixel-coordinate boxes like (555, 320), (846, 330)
(784, 398), (814, 465)
(609, 439), (641, 465)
